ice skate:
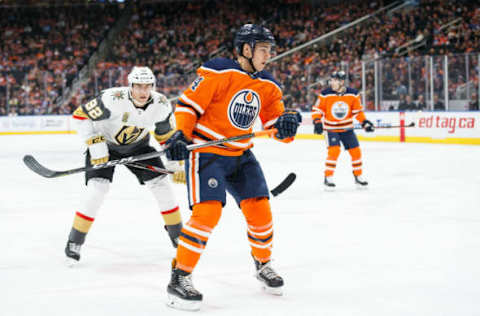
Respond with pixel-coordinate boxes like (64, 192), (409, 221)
(324, 176), (336, 191)
(354, 175), (368, 189)
(65, 240), (81, 267)
(253, 257), (284, 296)
(167, 261), (202, 311)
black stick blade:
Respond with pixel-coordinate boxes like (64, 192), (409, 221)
(270, 172), (296, 197)
(23, 155), (61, 178)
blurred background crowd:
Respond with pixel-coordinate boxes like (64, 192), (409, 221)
(0, 0), (479, 116)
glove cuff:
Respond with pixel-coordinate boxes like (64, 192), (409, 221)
(88, 137), (109, 161)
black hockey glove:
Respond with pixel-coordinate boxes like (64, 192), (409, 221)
(274, 110), (302, 139)
(313, 119), (323, 134)
(362, 119), (375, 133)
(165, 130), (190, 161)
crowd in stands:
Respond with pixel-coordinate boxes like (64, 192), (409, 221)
(0, 3), (123, 116)
(1, 0), (479, 116)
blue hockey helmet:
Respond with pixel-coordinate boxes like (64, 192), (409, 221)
(234, 24), (275, 55)
(331, 70), (347, 81)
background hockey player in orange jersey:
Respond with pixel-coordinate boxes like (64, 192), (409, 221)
(164, 24), (301, 311)
(311, 71), (374, 190)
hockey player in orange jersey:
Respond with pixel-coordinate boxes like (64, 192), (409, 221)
(312, 71), (374, 190)
(164, 24), (301, 311)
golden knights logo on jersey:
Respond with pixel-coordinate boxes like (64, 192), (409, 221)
(331, 101), (349, 120)
(115, 125), (145, 145)
(228, 89), (260, 130)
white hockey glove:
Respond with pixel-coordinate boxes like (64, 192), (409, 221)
(166, 160), (186, 184)
(86, 135), (109, 165)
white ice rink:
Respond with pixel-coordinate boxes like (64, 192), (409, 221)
(1, 134), (480, 316)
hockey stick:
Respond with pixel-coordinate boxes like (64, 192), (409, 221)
(128, 163), (296, 197)
(270, 172), (296, 197)
(125, 162), (174, 174)
(23, 129), (278, 179)
(354, 122), (415, 129)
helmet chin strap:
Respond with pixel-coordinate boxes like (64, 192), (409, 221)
(247, 56), (258, 73)
(241, 43), (258, 73)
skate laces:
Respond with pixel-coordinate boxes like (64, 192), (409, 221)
(258, 262), (279, 280)
(356, 175), (366, 182)
(68, 242), (81, 254)
(179, 274), (199, 294)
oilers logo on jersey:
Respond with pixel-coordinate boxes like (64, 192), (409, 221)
(228, 90), (260, 130)
(331, 101), (349, 120)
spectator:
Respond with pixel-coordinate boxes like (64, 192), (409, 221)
(433, 95), (445, 110)
(416, 94), (427, 110)
(398, 94), (417, 111)
(469, 92), (479, 111)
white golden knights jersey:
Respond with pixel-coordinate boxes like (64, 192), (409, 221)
(72, 87), (174, 148)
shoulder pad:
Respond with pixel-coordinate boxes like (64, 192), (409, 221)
(152, 91), (170, 105)
(201, 58), (241, 72)
(346, 87), (359, 95)
(81, 93), (111, 121)
(256, 70), (282, 90)
(320, 88), (335, 96)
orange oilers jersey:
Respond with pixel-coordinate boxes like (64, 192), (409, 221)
(311, 87), (367, 131)
(175, 58), (286, 156)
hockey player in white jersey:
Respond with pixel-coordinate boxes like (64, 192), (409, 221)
(65, 66), (184, 266)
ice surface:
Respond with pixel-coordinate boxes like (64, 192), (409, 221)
(1, 134), (479, 316)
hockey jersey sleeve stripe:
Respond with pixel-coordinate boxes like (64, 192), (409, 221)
(72, 106), (88, 120)
(73, 115), (88, 120)
(324, 118), (354, 125)
(175, 105), (198, 117)
(195, 123), (251, 148)
(191, 130), (227, 148)
(263, 117), (279, 129)
(179, 94), (204, 115)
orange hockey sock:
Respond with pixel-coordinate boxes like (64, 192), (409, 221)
(241, 197), (273, 263)
(325, 145), (341, 177)
(175, 200), (222, 273)
(348, 146), (363, 176)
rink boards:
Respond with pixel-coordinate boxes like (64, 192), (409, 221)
(1, 112), (479, 145)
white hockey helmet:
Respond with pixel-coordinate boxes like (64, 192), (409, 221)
(127, 66), (156, 89)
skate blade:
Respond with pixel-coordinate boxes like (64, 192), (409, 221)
(355, 184), (368, 190)
(324, 186), (335, 192)
(65, 257), (79, 268)
(166, 293), (201, 311)
(262, 285), (283, 296)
